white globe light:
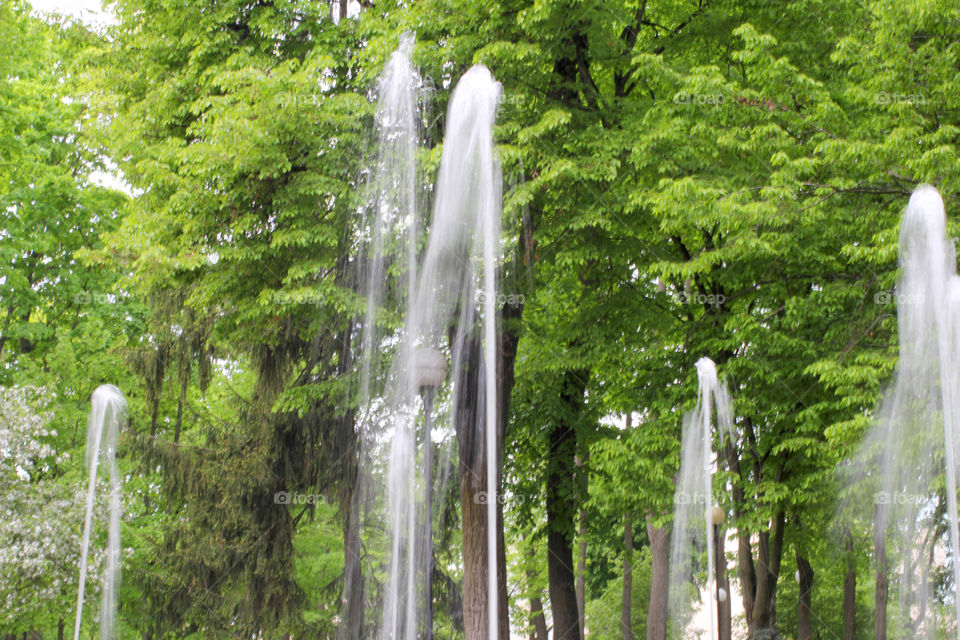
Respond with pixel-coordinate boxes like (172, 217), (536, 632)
(707, 505), (726, 526)
(414, 348), (448, 388)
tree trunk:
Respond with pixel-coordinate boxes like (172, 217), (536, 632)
(874, 508), (888, 640)
(456, 328), (512, 640)
(716, 525), (731, 640)
(796, 551), (814, 640)
(843, 527), (856, 640)
(173, 367), (189, 444)
(0, 305), (15, 361)
(149, 397), (160, 437)
(340, 489), (364, 640)
(646, 516), (670, 640)
(451, 225), (527, 640)
(724, 439), (758, 624)
(530, 593), (549, 640)
(546, 369), (586, 640)
(459, 447), (492, 640)
(496, 500), (510, 640)
(621, 510), (634, 640)
(525, 543), (549, 640)
(494, 296), (524, 640)
(457, 336), (492, 640)
(749, 509), (785, 631)
(576, 456), (587, 640)
(458, 470), (509, 640)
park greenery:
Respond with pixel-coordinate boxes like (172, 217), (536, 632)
(2, 0), (960, 638)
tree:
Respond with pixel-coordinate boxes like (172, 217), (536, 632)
(91, 0), (375, 634)
(0, 385), (89, 638)
(0, 1), (128, 375)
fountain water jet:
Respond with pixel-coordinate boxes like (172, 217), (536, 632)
(850, 184), (960, 639)
(354, 34), (425, 640)
(357, 33), (421, 407)
(360, 37), (503, 640)
(74, 384), (126, 640)
(668, 357), (734, 640)
(418, 64), (503, 640)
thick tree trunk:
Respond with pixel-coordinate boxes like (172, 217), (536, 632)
(723, 437), (758, 626)
(576, 455), (587, 640)
(494, 297), (524, 639)
(621, 510), (634, 640)
(546, 369), (586, 640)
(460, 477), (493, 640)
(456, 303), (520, 640)
(796, 551), (814, 640)
(458, 470), (510, 640)
(457, 337), (494, 640)
(453, 214), (527, 640)
(843, 527), (856, 640)
(749, 509), (785, 631)
(646, 516), (670, 640)
(548, 512), (581, 640)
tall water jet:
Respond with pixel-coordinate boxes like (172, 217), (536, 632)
(74, 384), (126, 640)
(356, 33), (503, 639)
(850, 184), (960, 639)
(357, 32), (421, 405)
(354, 33), (425, 640)
(419, 64), (502, 640)
(668, 357), (734, 640)
(374, 60), (502, 640)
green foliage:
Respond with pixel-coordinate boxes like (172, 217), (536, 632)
(6, 0), (960, 637)
(584, 547), (652, 640)
(293, 499), (347, 633)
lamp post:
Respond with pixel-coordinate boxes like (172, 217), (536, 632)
(414, 348), (447, 640)
(708, 505), (727, 640)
